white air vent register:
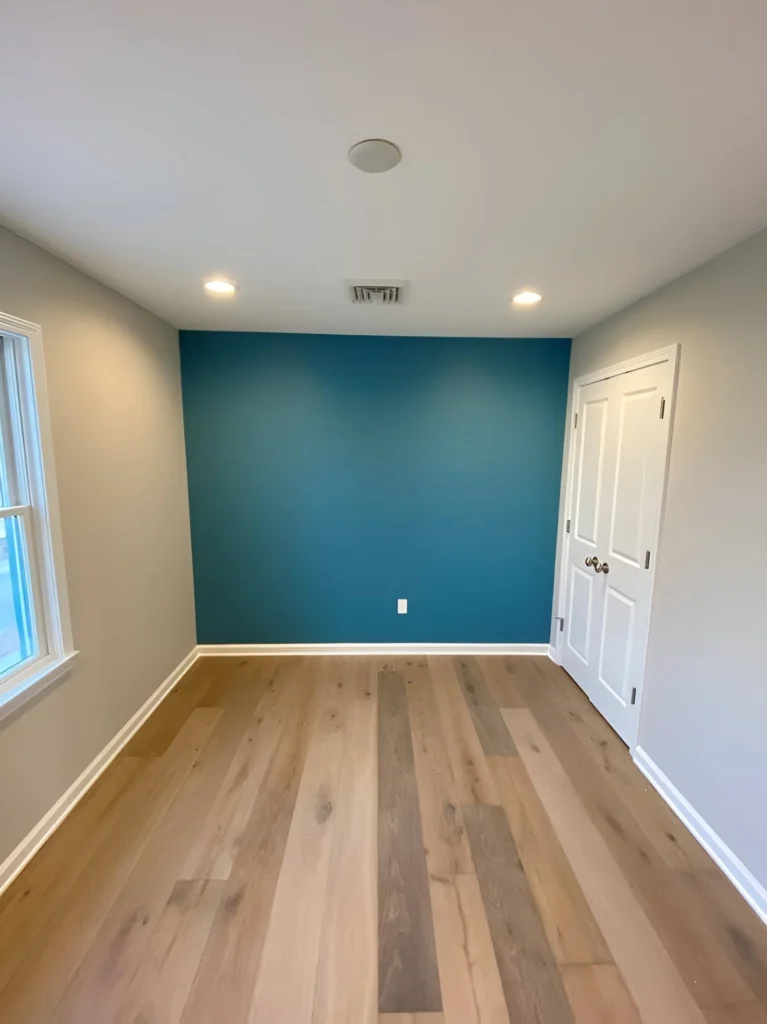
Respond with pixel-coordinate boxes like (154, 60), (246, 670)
(346, 280), (408, 305)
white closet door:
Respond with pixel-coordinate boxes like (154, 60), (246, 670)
(562, 358), (674, 744)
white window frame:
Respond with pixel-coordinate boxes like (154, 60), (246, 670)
(0, 312), (76, 721)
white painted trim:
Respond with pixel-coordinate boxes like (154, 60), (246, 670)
(196, 642), (549, 657)
(547, 644), (561, 665)
(0, 647), (199, 899)
(0, 312), (76, 717)
(0, 640), (548, 897)
(573, 344), (680, 387)
(634, 747), (767, 926)
(0, 650), (79, 723)
(551, 343), (680, 751)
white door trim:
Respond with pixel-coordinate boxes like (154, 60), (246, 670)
(552, 343), (680, 751)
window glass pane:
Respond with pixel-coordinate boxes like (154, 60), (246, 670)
(0, 335), (28, 509)
(0, 516), (37, 676)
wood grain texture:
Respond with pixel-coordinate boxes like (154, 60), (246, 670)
(403, 658), (473, 875)
(561, 963), (642, 1023)
(0, 654), (763, 1023)
(1, 706), (222, 1024)
(463, 802), (575, 1023)
(491, 753), (611, 966)
(378, 1015), (445, 1023)
(532, 656), (712, 871)
(451, 657), (517, 755)
(507, 665), (754, 1008)
(429, 871), (510, 1024)
(121, 878), (224, 1024)
(181, 659), (317, 1024)
(505, 707), (708, 1024)
(427, 657), (499, 805)
(475, 656), (528, 710)
(378, 668), (442, 1015)
(312, 659), (378, 1024)
(702, 1004), (767, 1023)
(248, 660), (348, 1023)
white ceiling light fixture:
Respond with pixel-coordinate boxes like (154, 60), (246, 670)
(204, 278), (238, 297)
(512, 289), (543, 307)
(348, 139), (402, 174)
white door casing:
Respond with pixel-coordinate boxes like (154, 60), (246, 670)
(558, 346), (678, 747)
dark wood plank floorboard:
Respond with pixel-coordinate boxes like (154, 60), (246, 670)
(452, 656), (518, 755)
(378, 668), (442, 1014)
(463, 802), (575, 1022)
(0, 654), (763, 1023)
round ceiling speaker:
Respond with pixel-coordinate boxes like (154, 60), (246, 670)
(348, 139), (402, 173)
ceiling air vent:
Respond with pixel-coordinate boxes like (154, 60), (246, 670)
(347, 280), (408, 305)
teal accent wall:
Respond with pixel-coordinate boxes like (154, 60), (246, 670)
(180, 332), (570, 643)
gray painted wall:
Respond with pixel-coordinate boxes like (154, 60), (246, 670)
(553, 228), (767, 895)
(0, 227), (196, 865)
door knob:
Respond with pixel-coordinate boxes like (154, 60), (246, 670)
(585, 556), (610, 574)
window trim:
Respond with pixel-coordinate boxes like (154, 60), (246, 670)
(0, 312), (77, 722)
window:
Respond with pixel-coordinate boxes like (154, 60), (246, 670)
(0, 313), (75, 720)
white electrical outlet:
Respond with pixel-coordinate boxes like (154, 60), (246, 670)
(397, 598), (407, 614)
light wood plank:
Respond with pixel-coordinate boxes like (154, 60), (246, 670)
(463, 802), (574, 1023)
(181, 659), (298, 880)
(0, 707), (222, 1024)
(430, 872), (510, 1024)
(121, 878), (224, 1023)
(508, 670), (753, 1007)
(505, 708), (707, 1024)
(532, 657), (712, 870)
(180, 660), (318, 1024)
(562, 963), (642, 1023)
(427, 657), (498, 805)
(378, 668), (442, 1014)
(452, 657), (516, 755)
(702, 1003), (767, 1023)
(52, 672), (267, 1023)
(683, 869), (767, 1012)
(378, 1015), (444, 1023)
(404, 658), (473, 875)
(123, 656), (227, 756)
(0, 753), (147, 995)
(247, 660), (348, 1023)
(312, 659), (378, 1024)
(490, 753), (611, 966)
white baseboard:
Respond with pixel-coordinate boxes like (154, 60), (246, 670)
(195, 642), (549, 657)
(634, 747), (767, 926)
(0, 640), (547, 899)
(547, 643), (562, 665)
(0, 647), (199, 899)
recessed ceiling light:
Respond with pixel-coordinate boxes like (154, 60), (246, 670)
(204, 278), (237, 296)
(512, 289), (542, 307)
(348, 139), (402, 174)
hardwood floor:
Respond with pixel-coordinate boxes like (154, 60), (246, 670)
(0, 654), (765, 1023)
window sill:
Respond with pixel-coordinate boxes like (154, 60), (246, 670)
(0, 651), (79, 724)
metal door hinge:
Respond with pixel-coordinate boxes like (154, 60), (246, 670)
(631, 687), (637, 705)
(566, 519), (571, 534)
(557, 617), (564, 633)
(574, 412), (578, 429)
(644, 550), (651, 569)
(660, 397), (666, 419)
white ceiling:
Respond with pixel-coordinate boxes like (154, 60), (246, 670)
(2, 0), (767, 337)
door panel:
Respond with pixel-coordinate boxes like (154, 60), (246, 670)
(598, 586), (635, 704)
(567, 565), (594, 663)
(609, 386), (657, 566)
(574, 397), (608, 545)
(561, 356), (675, 745)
